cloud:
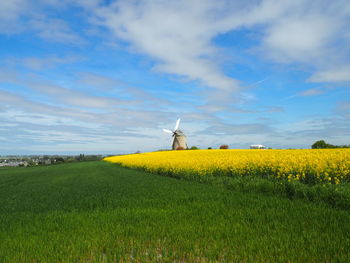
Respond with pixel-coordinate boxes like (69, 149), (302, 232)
(93, 0), (242, 92)
(254, 0), (350, 85)
(76, 72), (173, 109)
(200, 122), (273, 136)
(265, 106), (284, 112)
(1, 0), (349, 153)
(0, 67), (177, 127)
(2, 0), (350, 86)
(262, 14), (339, 63)
(22, 56), (84, 70)
(0, 67), (171, 111)
(29, 17), (86, 45)
(337, 101), (350, 111)
(3, 55), (85, 70)
(0, 76), (179, 131)
(309, 65), (350, 83)
(335, 101), (350, 119)
(91, 0), (349, 81)
(0, 72), (128, 109)
(298, 88), (325, 96)
(0, 0), (85, 45)
(0, 0), (27, 21)
(285, 117), (350, 142)
(0, 0), (28, 33)
(77, 72), (125, 91)
(82, 0), (350, 122)
(0, 90), (96, 123)
(0, 90), (178, 153)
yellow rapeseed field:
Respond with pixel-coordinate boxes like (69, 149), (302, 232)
(104, 149), (350, 185)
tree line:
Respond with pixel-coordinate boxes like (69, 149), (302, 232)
(311, 140), (350, 149)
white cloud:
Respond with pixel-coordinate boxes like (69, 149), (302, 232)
(29, 17), (86, 45)
(252, 0), (350, 83)
(0, 70), (131, 109)
(77, 72), (124, 90)
(0, 90), (176, 153)
(265, 106), (284, 113)
(0, 0), (27, 21)
(0, 0), (85, 44)
(3, 0), (349, 86)
(85, 0), (350, 116)
(336, 101), (350, 119)
(0, 110), (100, 129)
(262, 15), (338, 63)
(298, 88), (325, 96)
(93, 0), (242, 92)
(2, 55), (85, 71)
(337, 101), (350, 111)
(0, 0), (28, 33)
(1, 0), (350, 153)
(309, 65), (350, 83)
(20, 55), (84, 70)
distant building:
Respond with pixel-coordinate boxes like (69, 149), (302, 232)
(250, 144), (266, 149)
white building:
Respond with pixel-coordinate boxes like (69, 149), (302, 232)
(250, 144), (266, 149)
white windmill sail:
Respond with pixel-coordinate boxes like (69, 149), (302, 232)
(162, 129), (173, 134)
(174, 118), (180, 131)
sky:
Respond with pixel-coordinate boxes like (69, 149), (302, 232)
(0, 0), (350, 155)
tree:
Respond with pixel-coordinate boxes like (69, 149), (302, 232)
(190, 146), (199, 150)
(312, 140), (328, 149)
(311, 140), (334, 149)
(311, 140), (350, 149)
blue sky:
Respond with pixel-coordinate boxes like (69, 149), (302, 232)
(0, 0), (349, 154)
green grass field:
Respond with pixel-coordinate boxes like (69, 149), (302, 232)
(1, 161), (350, 262)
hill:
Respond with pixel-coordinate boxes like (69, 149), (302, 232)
(0, 161), (349, 262)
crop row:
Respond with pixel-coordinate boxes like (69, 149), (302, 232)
(104, 149), (350, 185)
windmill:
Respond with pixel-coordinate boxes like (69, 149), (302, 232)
(163, 118), (188, 150)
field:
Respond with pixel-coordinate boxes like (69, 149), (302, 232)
(104, 149), (350, 185)
(1, 161), (350, 262)
(105, 149), (350, 209)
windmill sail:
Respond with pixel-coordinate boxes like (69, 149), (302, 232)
(162, 129), (173, 134)
(174, 118), (180, 131)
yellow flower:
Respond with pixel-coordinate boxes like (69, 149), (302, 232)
(104, 149), (350, 185)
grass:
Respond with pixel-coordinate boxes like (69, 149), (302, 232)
(158, 170), (350, 210)
(0, 161), (350, 262)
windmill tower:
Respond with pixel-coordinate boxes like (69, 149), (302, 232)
(163, 118), (188, 150)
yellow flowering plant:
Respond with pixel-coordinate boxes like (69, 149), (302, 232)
(104, 149), (350, 186)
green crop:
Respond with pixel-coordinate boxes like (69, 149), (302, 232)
(0, 161), (349, 262)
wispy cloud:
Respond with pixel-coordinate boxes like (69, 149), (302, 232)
(298, 88), (325, 97)
(265, 106), (284, 113)
(93, 0), (242, 92)
(0, 0), (86, 45)
(14, 55), (84, 71)
(201, 122), (273, 136)
(335, 101), (350, 119)
(0, 0), (28, 33)
(0, 0), (349, 153)
(30, 17), (86, 45)
(309, 65), (350, 83)
(88, 0), (350, 90)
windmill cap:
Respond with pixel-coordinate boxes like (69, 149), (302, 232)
(175, 129), (185, 136)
